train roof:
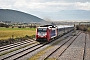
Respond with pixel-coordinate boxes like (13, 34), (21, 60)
(57, 25), (74, 28)
(40, 25), (54, 27)
(39, 25), (57, 28)
(37, 25), (74, 29)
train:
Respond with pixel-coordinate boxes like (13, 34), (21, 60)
(36, 25), (74, 42)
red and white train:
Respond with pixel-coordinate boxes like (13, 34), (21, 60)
(36, 25), (74, 42)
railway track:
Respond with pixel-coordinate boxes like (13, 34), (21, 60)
(0, 39), (34, 50)
(0, 39), (36, 54)
(83, 33), (87, 60)
(37, 31), (81, 60)
(0, 31), (78, 60)
(57, 32), (88, 60)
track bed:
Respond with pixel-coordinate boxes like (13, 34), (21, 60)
(0, 31), (90, 60)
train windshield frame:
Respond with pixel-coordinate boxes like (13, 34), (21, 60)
(37, 28), (47, 32)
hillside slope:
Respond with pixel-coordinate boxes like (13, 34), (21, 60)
(0, 9), (45, 23)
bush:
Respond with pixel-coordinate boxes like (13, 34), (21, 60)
(5, 25), (9, 28)
(87, 27), (90, 32)
(76, 25), (87, 31)
(18, 26), (22, 28)
(31, 35), (35, 38)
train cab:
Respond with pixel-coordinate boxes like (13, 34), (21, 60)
(36, 25), (57, 42)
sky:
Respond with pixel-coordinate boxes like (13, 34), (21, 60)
(0, 0), (90, 21)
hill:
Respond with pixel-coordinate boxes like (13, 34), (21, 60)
(0, 9), (45, 23)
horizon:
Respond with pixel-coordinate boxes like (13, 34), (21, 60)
(0, 0), (90, 21)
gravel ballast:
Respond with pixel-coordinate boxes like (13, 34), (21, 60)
(58, 33), (85, 60)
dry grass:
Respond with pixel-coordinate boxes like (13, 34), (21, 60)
(87, 27), (90, 32)
(0, 27), (36, 40)
(46, 58), (57, 60)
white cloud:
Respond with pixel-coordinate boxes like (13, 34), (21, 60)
(14, 0), (27, 8)
(24, 2), (90, 11)
(75, 2), (90, 11)
(0, 0), (90, 12)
